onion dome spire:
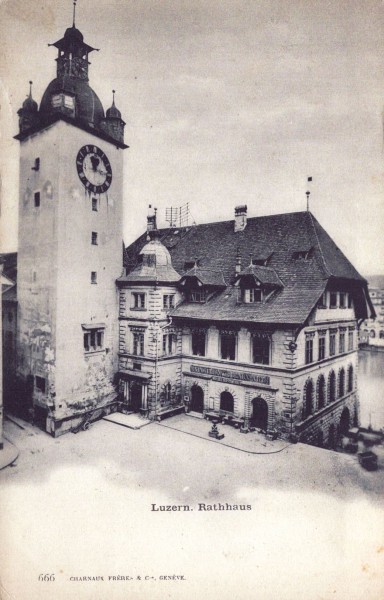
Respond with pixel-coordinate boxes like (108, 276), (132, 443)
(102, 89), (125, 143)
(23, 81), (38, 111)
(106, 90), (122, 119)
(18, 81), (39, 133)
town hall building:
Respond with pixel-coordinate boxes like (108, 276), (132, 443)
(2, 14), (374, 448)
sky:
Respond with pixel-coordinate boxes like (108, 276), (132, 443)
(0, 0), (384, 275)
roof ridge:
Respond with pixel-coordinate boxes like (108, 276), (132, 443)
(307, 212), (331, 278)
(155, 210), (309, 234)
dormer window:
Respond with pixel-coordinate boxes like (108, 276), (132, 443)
(234, 264), (282, 305)
(243, 288), (262, 303)
(317, 292), (327, 309)
(190, 290), (207, 303)
(51, 93), (75, 113)
(184, 260), (200, 271)
(64, 95), (75, 109)
(292, 247), (313, 261)
(52, 94), (62, 107)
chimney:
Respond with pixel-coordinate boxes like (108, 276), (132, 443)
(147, 204), (157, 232)
(235, 248), (242, 274)
(234, 205), (247, 232)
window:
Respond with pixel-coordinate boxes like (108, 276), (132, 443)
(292, 249), (312, 260)
(64, 95), (74, 109)
(184, 260), (199, 270)
(92, 197), (98, 211)
(83, 328), (104, 352)
(190, 290), (206, 303)
(220, 332), (236, 361)
(162, 333), (176, 355)
(305, 337), (314, 364)
(52, 93), (74, 110)
(317, 375), (326, 409)
(52, 94), (62, 107)
(329, 371), (336, 403)
(303, 380), (314, 419)
(252, 335), (270, 365)
(191, 331), (206, 356)
(338, 368), (345, 398)
(132, 292), (146, 309)
(347, 294), (353, 308)
(91, 271), (97, 284)
(330, 332), (336, 356)
(339, 293), (346, 308)
(317, 292), (327, 309)
(348, 330), (354, 351)
(164, 382), (172, 403)
(163, 294), (175, 309)
(34, 191), (40, 207)
(318, 336), (326, 361)
(348, 365), (353, 392)
(32, 157), (40, 171)
(133, 331), (144, 356)
(35, 376), (46, 393)
(244, 288), (262, 303)
(329, 292), (337, 308)
(91, 231), (98, 245)
(339, 331), (345, 353)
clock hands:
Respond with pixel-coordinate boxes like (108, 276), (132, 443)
(76, 145), (112, 193)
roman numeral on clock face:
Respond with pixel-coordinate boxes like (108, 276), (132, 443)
(76, 145), (113, 194)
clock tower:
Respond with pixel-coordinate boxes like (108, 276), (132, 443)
(14, 13), (127, 435)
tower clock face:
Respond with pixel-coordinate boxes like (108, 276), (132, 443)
(76, 145), (112, 194)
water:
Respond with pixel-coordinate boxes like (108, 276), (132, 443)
(358, 350), (384, 429)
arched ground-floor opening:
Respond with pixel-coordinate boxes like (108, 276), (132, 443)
(251, 397), (268, 430)
(220, 391), (234, 413)
(339, 407), (350, 435)
(328, 423), (336, 449)
(315, 429), (324, 448)
(190, 385), (204, 413)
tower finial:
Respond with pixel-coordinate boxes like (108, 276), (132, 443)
(73, 0), (77, 27)
(29, 81), (33, 97)
(112, 89), (116, 106)
(306, 176), (312, 212)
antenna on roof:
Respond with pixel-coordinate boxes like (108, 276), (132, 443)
(165, 202), (191, 228)
(306, 176), (313, 212)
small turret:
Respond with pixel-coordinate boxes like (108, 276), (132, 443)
(17, 81), (40, 134)
(101, 90), (125, 144)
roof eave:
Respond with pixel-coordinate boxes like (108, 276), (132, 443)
(15, 113), (129, 149)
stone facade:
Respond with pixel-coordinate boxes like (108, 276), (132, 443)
(117, 263), (361, 448)
(10, 22), (127, 436)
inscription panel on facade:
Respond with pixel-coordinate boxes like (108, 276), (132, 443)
(190, 365), (270, 386)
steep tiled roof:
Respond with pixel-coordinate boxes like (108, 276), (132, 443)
(235, 264), (283, 287)
(124, 211), (369, 325)
(117, 264), (180, 284)
(181, 268), (227, 287)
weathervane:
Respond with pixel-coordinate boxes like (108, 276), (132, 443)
(306, 176), (312, 212)
(73, 0), (77, 27)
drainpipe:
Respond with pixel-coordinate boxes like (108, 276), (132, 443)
(154, 316), (172, 421)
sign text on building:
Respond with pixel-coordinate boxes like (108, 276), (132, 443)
(190, 365), (270, 386)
